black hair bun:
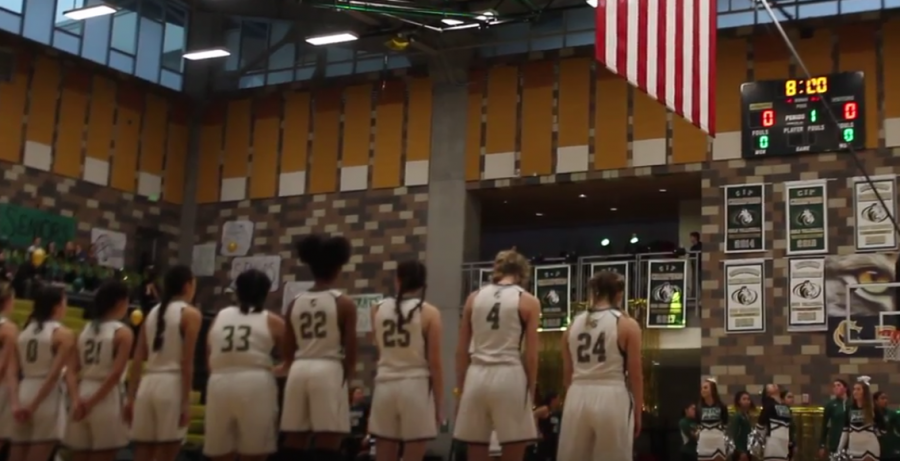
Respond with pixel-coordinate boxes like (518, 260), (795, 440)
(296, 235), (324, 264)
(322, 236), (351, 265)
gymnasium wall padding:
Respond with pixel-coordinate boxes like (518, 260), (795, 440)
(520, 60), (554, 176)
(594, 69), (628, 170)
(753, 34), (790, 80)
(55, 67), (90, 179)
(26, 56), (60, 159)
(197, 103), (224, 204)
(0, 53), (28, 164)
(632, 87), (666, 142)
(250, 93), (281, 199)
(164, 103), (188, 204)
(309, 89), (341, 194)
(465, 71), (484, 181)
(280, 92), (311, 174)
(557, 58), (590, 149)
(885, 18), (900, 119)
(222, 98), (252, 179)
(485, 66), (517, 156)
(372, 81), (404, 189)
(111, 82), (142, 192)
(342, 84), (373, 168)
(141, 94), (167, 176)
(85, 75), (115, 162)
(671, 114), (709, 164)
(715, 38), (746, 134)
(406, 78), (433, 163)
(838, 23), (878, 150)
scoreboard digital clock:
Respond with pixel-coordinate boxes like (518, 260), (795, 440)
(740, 72), (866, 158)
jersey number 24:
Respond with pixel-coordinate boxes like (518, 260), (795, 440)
(576, 332), (607, 363)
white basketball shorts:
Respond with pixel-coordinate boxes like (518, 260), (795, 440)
(64, 379), (129, 451)
(453, 364), (536, 445)
(556, 381), (634, 461)
(130, 372), (187, 443)
(280, 359), (349, 434)
(11, 377), (64, 443)
(369, 377), (437, 442)
(203, 369), (278, 457)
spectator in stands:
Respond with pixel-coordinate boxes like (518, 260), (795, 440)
(63, 241), (77, 261)
(26, 237), (41, 258)
(138, 265), (160, 314)
(345, 387), (371, 458)
(0, 250), (10, 282)
(74, 243), (87, 262)
(46, 242), (59, 260)
(689, 232), (702, 252)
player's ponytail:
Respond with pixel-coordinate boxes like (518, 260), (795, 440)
(155, 265), (194, 351)
(235, 269), (272, 314)
(92, 279), (130, 334)
(394, 260), (427, 328)
(29, 284), (64, 333)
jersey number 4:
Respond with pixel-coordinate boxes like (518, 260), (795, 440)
(486, 303), (501, 330)
(299, 311), (327, 339)
(382, 319), (411, 347)
(575, 332), (607, 363)
(221, 325), (251, 352)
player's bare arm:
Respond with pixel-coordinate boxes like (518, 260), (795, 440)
(87, 326), (134, 410)
(267, 312), (286, 357)
(64, 342), (82, 412)
(278, 304), (297, 376)
(455, 292), (477, 393)
(619, 316), (644, 436)
(30, 327), (75, 412)
(0, 322), (20, 410)
(561, 330), (573, 389)
(180, 306), (202, 421)
(369, 302), (381, 347)
(520, 292), (541, 398)
(337, 295), (359, 383)
(422, 302), (444, 420)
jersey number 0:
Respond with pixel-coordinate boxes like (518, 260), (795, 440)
(576, 332), (607, 363)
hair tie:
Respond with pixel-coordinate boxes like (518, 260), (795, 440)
(857, 375), (872, 386)
(705, 377), (717, 384)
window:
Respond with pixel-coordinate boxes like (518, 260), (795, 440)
(223, 18), (241, 71)
(54, 0), (84, 35)
(110, 1), (138, 54)
(0, 0), (23, 14)
(239, 20), (268, 72)
(139, 0), (162, 23)
(161, 3), (186, 71)
(268, 21), (295, 70)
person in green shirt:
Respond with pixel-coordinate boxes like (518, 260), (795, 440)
(875, 391), (900, 461)
(782, 390), (797, 460)
(820, 379), (850, 459)
(728, 391), (754, 461)
(681, 403), (700, 461)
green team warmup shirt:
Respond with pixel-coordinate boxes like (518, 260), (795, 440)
(680, 417), (698, 454)
(728, 412), (752, 453)
(880, 409), (900, 458)
(820, 398), (848, 452)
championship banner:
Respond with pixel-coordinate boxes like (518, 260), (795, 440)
(533, 265), (571, 331)
(853, 176), (898, 251)
(478, 268), (493, 288)
(724, 260), (766, 334)
(645, 260), (688, 329)
(723, 184), (766, 253)
(787, 258), (826, 331)
(785, 180), (829, 255)
(589, 262), (630, 304)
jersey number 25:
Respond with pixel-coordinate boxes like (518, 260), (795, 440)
(575, 332), (607, 363)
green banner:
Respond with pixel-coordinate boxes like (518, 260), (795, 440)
(645, 260), (688, 329)
(533, 265), (571, 331)
(785, 180), (829, 255)
(724, 184), (766, 253)
(0, 204), (76, 249)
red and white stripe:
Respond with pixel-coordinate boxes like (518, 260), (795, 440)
(594, 0), (717, 136)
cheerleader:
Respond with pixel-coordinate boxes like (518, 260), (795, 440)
(874, 391), (900, 461)
(680, 403), (699, 461)
(781, 390), (796, 460)
(696, 378), (729, 461)
(757, 384), (792, 461)
(839, 376), (885, 461)
(728, 391), (754, 461)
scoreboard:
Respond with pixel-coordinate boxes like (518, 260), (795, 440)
(740, 72), (866, 158)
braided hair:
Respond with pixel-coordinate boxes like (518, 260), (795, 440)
(153, 265), (194, 352)
(394, 261), (427, 328)
(235, 269), (272, 314)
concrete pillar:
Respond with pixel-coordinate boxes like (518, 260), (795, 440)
(424, 82), (469, 457)
(463, 193), (482, 262)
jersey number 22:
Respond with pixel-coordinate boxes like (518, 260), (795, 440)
(576, 332), (606, 363)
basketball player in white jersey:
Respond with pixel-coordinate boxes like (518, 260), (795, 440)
(126, 265), (202, 461)
(454, 249), (541, 461)
(204, 269), (285, 461)
(8, 285), (76, 461)
(369, 260), (444, 461)
(64, 280), (134, 460)
(280, 235), (358, 461)
(0, 281), (20, 450)
(556, 271), (644, 461)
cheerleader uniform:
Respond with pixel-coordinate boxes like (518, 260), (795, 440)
(840, 402), (885, 461)
(757, 400), (792, 461)
(696, 402), (729, 461)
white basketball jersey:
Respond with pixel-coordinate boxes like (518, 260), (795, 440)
(79, 320), (125, 381)
(289, 290), (343, 361)
(470, 284), (525, 366)
(208, 306), (274, 372)
(567, 308), (626, 384)
(18, 320), (60, 378)
(374, 297), (429, 381)
(144, 301), (186, 372)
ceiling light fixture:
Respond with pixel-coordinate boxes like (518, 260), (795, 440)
(63, 3), (116, 20)
(182, 48), (231, 61)
(441, 18), (465, 26)
(306, 32), (359, 46)
(535, 212), (544, 217)
(579, 194), (586, 198)
(443, 22), (481, 31)
(659, 188), (667, 192)
(630, 234), (639, 244)
(600, 238), (610, 247)
(610, 207), (617, 211)
(476, 10), (496, 21)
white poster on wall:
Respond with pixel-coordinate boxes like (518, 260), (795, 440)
(787, 258), (827, 332)
(229, 255), (281, 292)
(351, 294), (383, 333)
(852, 176), (898, 251)
(723, 259), (766, 334)
(191, 243), (217, 277)
(282, 281), (314, 315)
(220, 220), (255, 257)
(91, 228), (127, 269)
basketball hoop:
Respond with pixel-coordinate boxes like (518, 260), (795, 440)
(882, 330), (900, 362)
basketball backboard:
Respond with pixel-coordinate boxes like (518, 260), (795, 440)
(843, 282), (900, 346)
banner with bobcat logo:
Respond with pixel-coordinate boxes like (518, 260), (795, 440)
(723, 184), (766, 253)
(787, 258), (826, 332)
(645, 260), (687, 329)
(533, 265), (571, 331)
(724, 259), (766, 334)
(853, 176), (898, 252)
(785, 179), (829, 255)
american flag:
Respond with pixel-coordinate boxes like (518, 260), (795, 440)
(594, 0), (717, 136)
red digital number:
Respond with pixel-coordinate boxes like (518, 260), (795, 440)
(761, 109), (775, 127)
(843, 102), (858, 120)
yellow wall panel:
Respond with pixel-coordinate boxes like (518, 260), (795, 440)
(54, 68), (89, 179)
(0, 54), (28, 163)
(839, 24), (877, 149)
(886, 18), (900, 118)
(250, 94), (280, 199)
(372, 82), (404, 189)
(671, 116), (708, 164)
(406, 78), (432, 161)
(222, 98), (251, 178)
(197, 105), (224, 204)
(716, 38), (746, 133)
(85, 76), (115, 160)
(485, 66), (517, 154)
(754, 35), (790, 80)
(309, 89), (340, 194)
(465, 73), (484, 181)
(281, 92), (310, 173)
(164, 104), (187, 204)
(794, 29), (833, 76)
(141, 94), (167, 175)
(594, 71), (628, 170)
(341, 84), (372, 167)
(520, 61), (554, 176)
(26, 56), (59, 149)
(110, 85), (141, 192)
(558, 58), (590, 147)
(633, 90), (666, 141)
